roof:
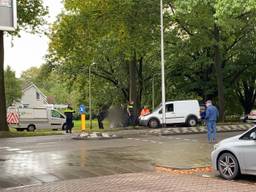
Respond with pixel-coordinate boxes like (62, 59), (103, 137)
(22, 82), (47, 99)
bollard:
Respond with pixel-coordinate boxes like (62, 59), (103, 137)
(81, 113), (86, 131)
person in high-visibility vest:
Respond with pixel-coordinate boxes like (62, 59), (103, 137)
(140, 106), (150, 117)
(64, 104), (75, 133)
(127, 101), (135, 126)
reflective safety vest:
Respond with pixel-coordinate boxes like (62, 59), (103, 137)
(127, 104), (134, 114)
(140, 108), (150, 117)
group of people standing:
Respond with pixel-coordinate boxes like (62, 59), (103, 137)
(64, 100), (219, 144)
(97, 100), (150, 129)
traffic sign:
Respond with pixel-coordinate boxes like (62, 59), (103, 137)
(0, 0), (17, 31)
(7, 112), (19, 124)
(79, 104), (86, 114)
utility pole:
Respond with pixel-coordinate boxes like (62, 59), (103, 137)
(160, 0), (166, 127)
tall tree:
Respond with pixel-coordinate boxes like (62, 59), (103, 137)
(165, 0), (256, 121)
(48, 0), (160, 112)
(0, 0), (48, 131)
(4, 66), (22, 107)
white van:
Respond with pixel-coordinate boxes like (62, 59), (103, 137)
(7, 107), (66, 131)
(139, 100), (201, 128)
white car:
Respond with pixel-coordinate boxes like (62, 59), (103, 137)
(139, 100), (201, 128)
(211, 126), (256, 180)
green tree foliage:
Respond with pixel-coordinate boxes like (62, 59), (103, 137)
(164, 0), (256, 120)
(46, 0), (256, 120)
(4, 66), (21, 107)
(0, 0), (48, 131)
(47, 0), (161, 112)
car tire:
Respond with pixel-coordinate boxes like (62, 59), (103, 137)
(217, 152), (240, 180)
(186, 116), (197, 127)
(27, 125), (36, 132)
(148, 118), (160, 128)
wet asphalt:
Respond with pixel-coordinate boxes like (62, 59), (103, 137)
(0, 131), (245, 189)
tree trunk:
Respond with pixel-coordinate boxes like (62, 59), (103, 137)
(0, 31), (9, 131)
(129, 52), (138, 113)
(236, 80), (256, 115)
(213, 24), (225, 122)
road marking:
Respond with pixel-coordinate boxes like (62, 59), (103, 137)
(0, 147), (10, 149)
(17, 150), (33, 154)
(6, 148), (20, 151)
(37, 142), (57, 145)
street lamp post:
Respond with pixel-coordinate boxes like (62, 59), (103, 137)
(160, 0), (166, 127)
(89, 62), (96, 129)
(152, 75), (155, 110)
(152, 74), (158, 110)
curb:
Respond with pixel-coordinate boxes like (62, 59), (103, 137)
(149, 124), (253, 136)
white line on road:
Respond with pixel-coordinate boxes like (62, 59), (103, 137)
(0, 147), (10, 149)
(6, 148), (20, 151)
(17, 150), (33, 154)
(37, 142), (57, 145)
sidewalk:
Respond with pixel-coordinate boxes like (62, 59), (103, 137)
(2, 172), (256, 192)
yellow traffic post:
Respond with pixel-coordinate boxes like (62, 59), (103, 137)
(81, 113), (86, 131)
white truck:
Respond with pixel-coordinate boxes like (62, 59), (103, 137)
(139, 100), (201, 128)
(7, 107), (67, 131)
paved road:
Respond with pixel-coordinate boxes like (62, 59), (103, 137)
(0, 131), (248, 189)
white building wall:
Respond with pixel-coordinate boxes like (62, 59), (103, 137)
(21, 86), (48, 108)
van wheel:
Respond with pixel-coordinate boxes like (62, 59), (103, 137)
(148, 119), (160, 128)
(27, 125), (35, 132)
(187, 116), (197, 127)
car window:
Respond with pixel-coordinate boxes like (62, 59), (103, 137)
(166, 104), (174, 112)
(51, 110), (61, 118)
(158, 104), (174, 113)
(240, 127), (256, 140)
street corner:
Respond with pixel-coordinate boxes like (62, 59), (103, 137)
(72, 132), (122, 140)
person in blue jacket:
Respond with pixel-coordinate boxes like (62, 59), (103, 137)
(205, 100), (219, 143)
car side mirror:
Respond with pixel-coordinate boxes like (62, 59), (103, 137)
(250, 132), (256, 140)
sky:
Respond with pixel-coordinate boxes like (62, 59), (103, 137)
(4, 0), (63, 77)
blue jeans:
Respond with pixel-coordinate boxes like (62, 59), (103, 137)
(207, 121), (216, 141)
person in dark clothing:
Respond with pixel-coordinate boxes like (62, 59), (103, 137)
(64, 104), (75, 133)
(97, 105), (108, 129)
